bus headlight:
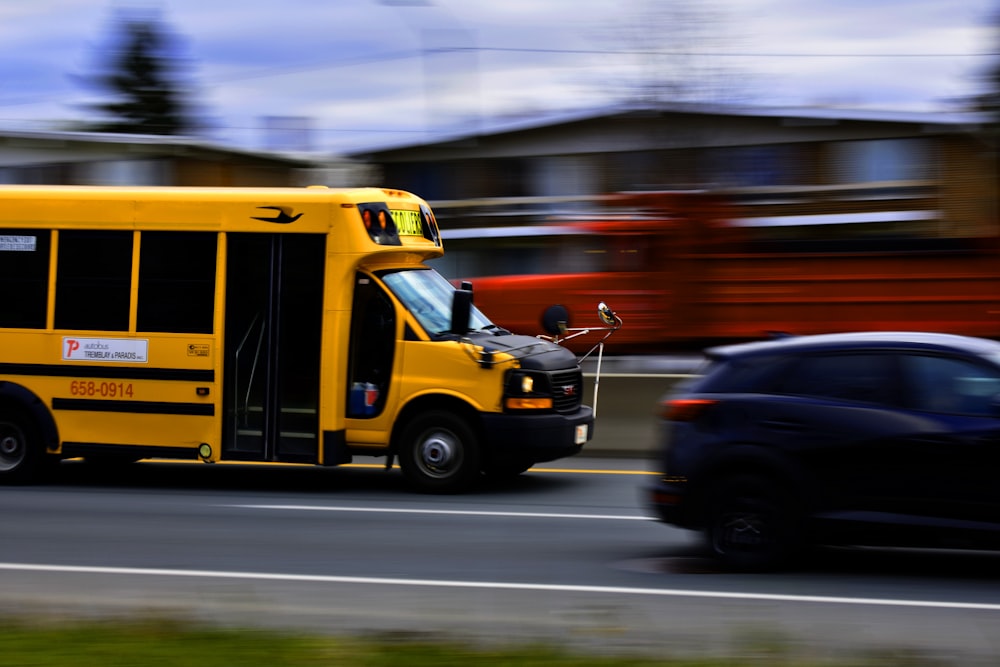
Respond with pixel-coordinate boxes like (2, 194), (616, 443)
(504, 371), (552, 411)
(505, 396), (553, 410)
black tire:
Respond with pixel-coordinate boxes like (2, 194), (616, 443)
(704, 475), (799, 572)
(398, 410), (481, 493)
(0, 411), (42, 485)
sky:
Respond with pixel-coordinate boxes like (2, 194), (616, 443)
(0, 0), (997, 155)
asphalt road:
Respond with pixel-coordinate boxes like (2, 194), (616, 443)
(2, 458), (1000, 664)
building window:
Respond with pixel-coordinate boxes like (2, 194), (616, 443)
(703, 145), (802, 187)
(830, 138), (932, 184)
(86, 160), (171, 185)
(2, 163), (73, 184)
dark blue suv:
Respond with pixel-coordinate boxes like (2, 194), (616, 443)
(646, 331), (1000, 571)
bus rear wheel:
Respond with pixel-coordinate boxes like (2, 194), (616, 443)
(398, 410), (481, 493)
(0, 412), (41, 484)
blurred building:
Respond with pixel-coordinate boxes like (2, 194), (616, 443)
(348, 103), (997, 239)
(0, 129), (365, 187)
(352, 104), (1000, 350)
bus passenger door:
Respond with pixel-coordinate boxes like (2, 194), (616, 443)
(222, 233), (325, 462)
(345, 273), (395, 421)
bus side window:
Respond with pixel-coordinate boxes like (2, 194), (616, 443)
(55, 230), (132, 331)
(137, 231), (217, 334)
(0, 229), (49, 329)
(347, 274), (396, 417)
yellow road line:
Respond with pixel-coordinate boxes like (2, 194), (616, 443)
(526, 467), (658, 475)
(69, 458), (658, 475)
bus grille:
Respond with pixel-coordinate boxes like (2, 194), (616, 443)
(550, 369), (584, 413)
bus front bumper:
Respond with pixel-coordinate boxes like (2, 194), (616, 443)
(481, 406), (594, 464)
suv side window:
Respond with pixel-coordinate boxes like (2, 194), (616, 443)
(774, 353), (894, 405)
(698, 356), (785, 393)
(902, 354), (1000, 416)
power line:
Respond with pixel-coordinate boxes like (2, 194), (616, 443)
(433, 46), (997, 58)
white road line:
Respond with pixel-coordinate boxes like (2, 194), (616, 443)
(223, 504), (653, 521)
(0, 562), (996, 611)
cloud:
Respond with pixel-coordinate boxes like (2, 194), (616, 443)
(0, 0), (996, 151)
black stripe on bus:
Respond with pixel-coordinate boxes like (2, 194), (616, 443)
(0, 363), (213, 382)
(61, 443), (199, 460)
(52, 398), (215, 416)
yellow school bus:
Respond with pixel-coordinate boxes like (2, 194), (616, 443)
(0, 185), (593, 492)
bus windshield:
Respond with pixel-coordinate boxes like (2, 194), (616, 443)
(380, 268), (493, 337)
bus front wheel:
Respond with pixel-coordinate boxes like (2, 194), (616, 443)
(398, 410), (481, 493)
(0, 412), (41, 484)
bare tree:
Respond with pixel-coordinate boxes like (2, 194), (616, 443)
(604, 0), (751, 106)
(971, 17), (1000, 125)
(79, 9), (204, 135)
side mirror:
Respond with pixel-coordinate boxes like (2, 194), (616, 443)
(450, 288), (473, 334)
(541, 304), (570, 336)
(598, 302), (616, 326)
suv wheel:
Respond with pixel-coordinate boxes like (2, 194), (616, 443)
(705, 475), (797, 571)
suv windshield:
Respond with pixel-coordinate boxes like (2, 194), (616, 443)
(380, 268), (493, 337)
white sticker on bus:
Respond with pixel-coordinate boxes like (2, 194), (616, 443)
(63, 337), (149, 363)
(0, 235), (36, 251)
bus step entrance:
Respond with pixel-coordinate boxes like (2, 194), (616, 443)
(231, 405), (318, 458)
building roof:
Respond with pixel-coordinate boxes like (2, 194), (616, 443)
(347, 101), (990, 159)
(0, 128), (325, 167)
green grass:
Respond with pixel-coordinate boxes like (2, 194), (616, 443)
(0, 617), (951, 666)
